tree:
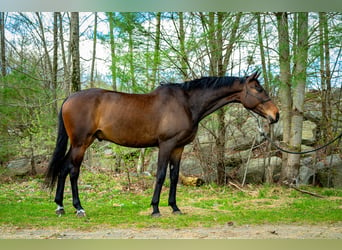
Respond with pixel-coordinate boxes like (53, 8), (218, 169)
(107, 12), (117, 91)
(285, 12), (309, 183)
(319, 12), (333, 148)
(70, 12), (80, 92)
(276, 12), (292, 182)
(178, 12), (188, 80)
(151, 12), (161, 88)
(52, 12), (58, 115)
(90, 12), (97, 88)
(0, 12), (5, 78)
(198, 12), (242, 185)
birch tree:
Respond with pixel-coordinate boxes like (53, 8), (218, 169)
(286, 12), (309, 182)
(107, 12), (117, 91)
(90, 12), (97, 88)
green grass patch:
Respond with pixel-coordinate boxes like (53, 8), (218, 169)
(0, 170), (341, 231)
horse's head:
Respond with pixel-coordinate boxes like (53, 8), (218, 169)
(240, 72), (279, 124)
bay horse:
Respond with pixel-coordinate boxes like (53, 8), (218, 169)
(45, 71), (279, 217)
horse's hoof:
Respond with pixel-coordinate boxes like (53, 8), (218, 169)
(172, 210), (182, 215)
(55, 207), (65, 216)
(151, 212), (161, 218)
(76, 209), (86, 217)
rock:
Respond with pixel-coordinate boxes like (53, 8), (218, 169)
(300, 145), (315, 157)
(298, 157), (316, 184)
(180, 156), (203, 176)
(227, 149), (251, 162)
(302, 120), (317, 145)
(237, 156), (282, 184)
(6, 158), (31, 176)
(226, 118), (262, 151)
(316, 154), (342, 188)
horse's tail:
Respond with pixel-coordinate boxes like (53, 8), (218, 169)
(45, 102), (69, 189)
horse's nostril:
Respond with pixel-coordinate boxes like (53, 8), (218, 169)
(275, 112), (280, 122)
(270, 112), (279, 124)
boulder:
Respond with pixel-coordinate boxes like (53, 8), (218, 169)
(302, 120), (317, 145)
(226, 118), (262, 151)
(6, 158), (31, 176)
(237, 156), (282, 184)
(298, 157), (316, 185)
(316, 154), (342, 188)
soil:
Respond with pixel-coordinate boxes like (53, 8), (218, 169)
(1, 223), (342, 239)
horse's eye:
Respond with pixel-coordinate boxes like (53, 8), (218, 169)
(255, 85), (263, 93)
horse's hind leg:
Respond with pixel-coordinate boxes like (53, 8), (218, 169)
(54, 150), (71, 215)
(69, 145), (88, 217)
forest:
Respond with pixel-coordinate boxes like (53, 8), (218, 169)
(0, 12), (341, 186)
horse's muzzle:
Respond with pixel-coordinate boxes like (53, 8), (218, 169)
(269, 112), (279, 124)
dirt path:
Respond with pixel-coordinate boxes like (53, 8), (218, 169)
(1, 224), (342, 239)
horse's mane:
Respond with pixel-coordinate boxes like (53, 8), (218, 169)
(160, 76), (246, 91)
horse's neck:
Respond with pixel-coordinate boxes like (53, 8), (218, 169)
(189, 86), (242, 124)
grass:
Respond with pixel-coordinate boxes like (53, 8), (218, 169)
(0, 169), (341, 231)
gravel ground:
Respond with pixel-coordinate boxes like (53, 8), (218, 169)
(1, 223), (342, 239)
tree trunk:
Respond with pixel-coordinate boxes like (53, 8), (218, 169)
(0, 12), (6, 78)
(52, 12), (58, 115)
(276, 12), (292, 183)
(70, 12), (80, 92)
(286, 12), (309, 183)
(90, 12), (97, 88)
(151, 12), (161, 88)
(107, 12), (117, 91)
(58, 13), (70, 95)
(257, 13), (273, 183)
(126, 14), (136, 90)
(256, 13), (269, 90)
(319, 12), (332, 151)
(201, 12), (241, 185)
(36, 12), (53, 90)
(178, 12), (188, 80)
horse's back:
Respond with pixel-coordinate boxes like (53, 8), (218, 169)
(61, 87), (194, 148)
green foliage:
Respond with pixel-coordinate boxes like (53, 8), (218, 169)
(0, 68), (56, 163)
(0, 171), (341, 230)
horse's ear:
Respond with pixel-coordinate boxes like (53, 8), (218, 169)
(247, 71), (259, 81)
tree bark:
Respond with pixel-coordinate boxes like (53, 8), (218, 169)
(178, 12), (188, 80)
(36, 12), (53, 89)
(286, 12), (309, 182)
(256, 13), (269, 90)
(70, 12), (80, 92)
(90, 12), (97, 88)
(52, 12), (58, 115)
(58, 13), (70, 95)
(276, 12), (292, 182)
(0, 12), (6, 78)
(151, 12), (161, 88)
(107, 12), (117, 91)
(319, 12), (332, 151)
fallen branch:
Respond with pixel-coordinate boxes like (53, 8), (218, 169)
(289, 184), (325, 198)
(228, 181), (248, 193)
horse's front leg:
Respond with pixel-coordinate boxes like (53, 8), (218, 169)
(168, 147), (184, 214)
(151, 143), (174, 217)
